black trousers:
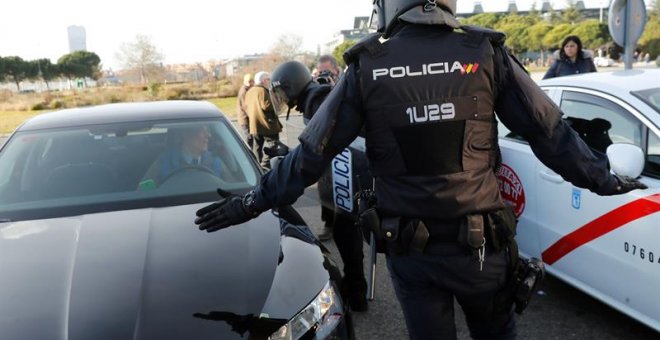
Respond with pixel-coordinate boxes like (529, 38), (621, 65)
(386, 245), (516, 340)
(240, 125), (253, 149)
(332, 214), (367, 302)
(252, 134), (279, 168)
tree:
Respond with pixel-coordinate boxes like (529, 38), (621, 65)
(571, 20), (609, 50)
(543, 23), (574, 51)
(496, 15), (535, 54)
(460, 13), (501, 28)
(58, 51), (101, 84)
(561, 0), (583, 24)
(32, 59), (59, 90)
(0, 56), (6, 83)
(332, 40), (357, 68)
(116, 34), (165, 84)
(545, 6), (562, 24)
(498, 22), (529, 53)
(3, 56), (30, 91)
(639, 0), (660, 59)
(58, 54), (85, 82)
(526, 21), (553, 63)
(269, 33), (304, 62)
(527, 2), (541, 21)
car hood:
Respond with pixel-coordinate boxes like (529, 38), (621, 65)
(0, 204), (330, 339)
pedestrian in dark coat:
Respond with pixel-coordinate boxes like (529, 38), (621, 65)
(544, 35), (597, 79)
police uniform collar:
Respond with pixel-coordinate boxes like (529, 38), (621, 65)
(398, 5), (461, 29)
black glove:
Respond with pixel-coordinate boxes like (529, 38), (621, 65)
(613, 175), (648, 194)
(195, 189), (259, 233)
(600, 175), (648, 196)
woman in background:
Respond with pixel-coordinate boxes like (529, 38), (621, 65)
(544, 35), (597, 79)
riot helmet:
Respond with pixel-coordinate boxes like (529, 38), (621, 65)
(371, 0), (457, 38)
(269, 61), (313, 111)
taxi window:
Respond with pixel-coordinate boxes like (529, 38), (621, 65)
(560, 91), (643, 154)
(646, 130), (660, 178)
(497, 89), (552, 142)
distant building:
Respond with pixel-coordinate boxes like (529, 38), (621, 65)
(458, 0), (606, 20)
(222, 54), (266, 78)
(67, 25), (87, 52)
(324, 16), (373, 54)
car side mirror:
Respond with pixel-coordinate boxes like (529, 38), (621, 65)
(606, 143), (644, 178)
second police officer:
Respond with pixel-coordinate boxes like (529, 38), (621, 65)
(195, 0), (647, 339)
(269, 60), (369, 311)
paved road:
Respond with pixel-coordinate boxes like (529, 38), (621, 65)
(279, 115), (659, 340)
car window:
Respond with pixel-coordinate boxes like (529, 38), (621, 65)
(646, 130), (660, 178)
(497, 90), (552, 142)
(560, 91), (643, 153)
(632, 87), (660, 114)
(0, 119), (259, 221)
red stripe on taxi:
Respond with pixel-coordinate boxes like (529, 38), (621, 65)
(542, 194), (660, 265)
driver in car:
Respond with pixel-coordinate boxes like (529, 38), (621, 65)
(139, 125), (222, 190)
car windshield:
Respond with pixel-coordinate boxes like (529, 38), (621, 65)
(0, 118), (259, 221)
(632, 87), (660, 115)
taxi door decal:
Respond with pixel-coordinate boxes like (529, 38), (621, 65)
(542, 193), (660, 265)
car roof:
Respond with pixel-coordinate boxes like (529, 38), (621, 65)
(538, 68), (660, 94)
(18, 100), (224, 131)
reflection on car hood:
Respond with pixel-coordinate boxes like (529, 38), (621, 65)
(0, 204), (328, 339)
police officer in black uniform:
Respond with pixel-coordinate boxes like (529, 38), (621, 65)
(269, 60), (368, 312)
(194, 1), (647, 338)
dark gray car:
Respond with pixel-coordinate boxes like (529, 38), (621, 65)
(0, 101), (352, 339)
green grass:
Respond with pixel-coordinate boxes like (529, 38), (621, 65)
(207, 97), (237, 119)
(0, 111), (43, 134)
(0, 97), (239, 135)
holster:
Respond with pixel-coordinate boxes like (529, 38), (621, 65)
(357, 207), (381, 235)
(382, 217), (430, 256)
(485, 206), (518, 254)
(458, 214), (485, 250)
(487, 206), (545, 315)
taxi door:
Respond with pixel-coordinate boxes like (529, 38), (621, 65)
(497, 122), (544, 258)
(535, 87), (660, 326)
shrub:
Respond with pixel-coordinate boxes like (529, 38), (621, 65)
(165, 86), (191, 100)
(31, 103), (46, 111)
(51, 101), (65, 109)
(0, 90), (12, 102)
(41, 93), (55, 105)
(148, 83), (162, 97)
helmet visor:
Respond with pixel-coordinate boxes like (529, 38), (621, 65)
(270, 86), (290, 114)
(369, 7), (379, 31)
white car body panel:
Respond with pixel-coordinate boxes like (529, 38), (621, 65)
(498, 69), (660, 332)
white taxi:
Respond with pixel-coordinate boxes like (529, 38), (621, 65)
(497, 69), (660, 332)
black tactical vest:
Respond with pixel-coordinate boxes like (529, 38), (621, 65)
(356, 26), (505, 219)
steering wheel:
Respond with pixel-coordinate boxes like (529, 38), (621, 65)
(158, 165), (219, 186)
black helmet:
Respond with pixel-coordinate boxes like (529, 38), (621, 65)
(371, 0), (457, 38)
(269, 61), (313, 111)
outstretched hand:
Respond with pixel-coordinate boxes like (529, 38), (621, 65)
(612, 175), (647, 195)
(195, 189), (254, 233)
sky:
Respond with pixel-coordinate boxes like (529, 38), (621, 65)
(0, 0), (613, 70)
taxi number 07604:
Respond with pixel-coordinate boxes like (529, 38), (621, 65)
(624, 242), (660, 265)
